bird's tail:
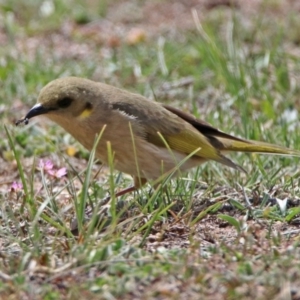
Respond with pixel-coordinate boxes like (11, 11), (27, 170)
(216, 137), (300, 157)
(209, 137), (300, 173)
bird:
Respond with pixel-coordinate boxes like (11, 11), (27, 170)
(16, 77), (300, 198)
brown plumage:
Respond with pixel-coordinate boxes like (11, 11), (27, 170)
(16, 77), (300, 196)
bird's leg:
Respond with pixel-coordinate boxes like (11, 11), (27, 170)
(104, 176), (147, 201)
(114, 185), (137, 198)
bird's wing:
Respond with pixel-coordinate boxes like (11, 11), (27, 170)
(111, 101), (216, 154)
(111, 100), (243, 171)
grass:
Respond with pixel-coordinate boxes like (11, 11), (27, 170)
(1, 0), (300, 299)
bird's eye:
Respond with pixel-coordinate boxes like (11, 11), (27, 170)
(57, 97), (73, 108)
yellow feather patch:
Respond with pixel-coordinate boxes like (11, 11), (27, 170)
(148, 130), (220, 161)
(78, 108), (93, 119)
(166, 131), (220, 161)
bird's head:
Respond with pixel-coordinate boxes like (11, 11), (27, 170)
(21, 77), (105, 125)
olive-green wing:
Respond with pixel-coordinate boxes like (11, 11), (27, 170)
(111, 100), (244, 171)
(112, 101), (218, 158)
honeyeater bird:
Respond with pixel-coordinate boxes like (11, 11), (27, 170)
(16, 77), (300, 197)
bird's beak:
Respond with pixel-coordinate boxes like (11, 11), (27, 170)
(15, 103), (52, 126)
(25, 103), (50, 120)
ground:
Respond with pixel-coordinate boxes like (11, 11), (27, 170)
(1, 0), (300, 299)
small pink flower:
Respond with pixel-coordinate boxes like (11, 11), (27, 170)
(10, 181), (23, 192)
(48, 167), (67, 179)
(39, 159), (67, 179)
(39, 159), (54, 171)
(55, 167), (67, 178)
